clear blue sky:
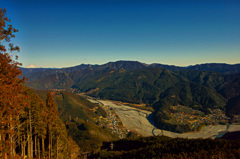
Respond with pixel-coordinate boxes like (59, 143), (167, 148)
(1, 0), (240, 68)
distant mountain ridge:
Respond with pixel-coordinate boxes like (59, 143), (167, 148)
(20, 60), (240, 76)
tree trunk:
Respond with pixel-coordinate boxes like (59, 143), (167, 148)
(9, 133), (13, 158)
(50, 134), (53, 157)
(48, 130), (51, 159)
(23, 135), (26, 157)
(10, 133), (16, 157)
(21, 139), (24, 157)
(9, 115), (15, 158)
(57, 137), (58, 159)
(17, 115), (20, 157)
(27, 132), (30, 158)
(38, 138), (40, 159)
(29, 110), (33, 158)
(0, 133), (2, 157)
(35, 135), (37, 157)
(42, 136), (45, 158)
(27, 110), (33, 159)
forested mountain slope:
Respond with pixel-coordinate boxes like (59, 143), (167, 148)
(35, 90), (119, 153)
(23, 88), (80, 158)
(21, 61), (240, 77)
(23, 62), (240, 133)
(93, 136), (240, 159)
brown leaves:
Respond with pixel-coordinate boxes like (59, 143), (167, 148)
(0, 8), (20, 59)
(46, 91), (59, 117)
(0, 7), (25, 157)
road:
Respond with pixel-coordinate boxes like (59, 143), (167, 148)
(88, 98), (240, 139)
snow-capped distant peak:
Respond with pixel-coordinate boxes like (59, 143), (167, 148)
(26, 64), (38, 68)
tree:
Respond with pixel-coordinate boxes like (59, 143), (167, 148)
(0, 8), (27, 158)
(46, 91), (59, 159)
(0, 8), (80, 159)
(46, 91), (59, 117)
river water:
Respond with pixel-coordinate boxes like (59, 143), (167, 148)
(88, 98), (240, 139)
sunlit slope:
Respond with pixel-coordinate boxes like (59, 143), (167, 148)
(35, 90), (118, 153)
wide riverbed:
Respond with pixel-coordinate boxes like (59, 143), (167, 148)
(88, 98), (240, 139)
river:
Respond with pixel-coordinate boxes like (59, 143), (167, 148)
(87, 98), (240, 139)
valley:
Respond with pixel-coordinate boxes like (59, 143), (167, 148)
(24, 60), (240, 133)
(92, 100), (129, 139)
(162, 106), (232, 131)
(2, 3), (240, 157)
(86, 96), (240, 139)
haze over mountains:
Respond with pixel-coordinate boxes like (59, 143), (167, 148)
(21, 61), (240, 133)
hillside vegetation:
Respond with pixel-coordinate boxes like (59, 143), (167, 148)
(35, 90), (119, 154)
(3, 5), (239, 158)
(0, 8), (80, 158)
(21, 60), (240, 76)
(92, 136), (240, 159)
(24, 61), (240, 133)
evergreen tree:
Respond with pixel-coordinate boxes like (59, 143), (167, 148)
(0, 8), (26, 158)
(0, 8), (80, 158)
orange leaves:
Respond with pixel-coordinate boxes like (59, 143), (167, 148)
(0, 7), (26, 157)
(0, 8), (20, 60)
(46, 91), (59, 117)
(0, 45), (6, 52)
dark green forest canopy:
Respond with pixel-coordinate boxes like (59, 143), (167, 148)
(21, 61), (240, 76)
(25, 63), (240, 133)
(24, 64), (240, 112)
(93, 135), (240, 159)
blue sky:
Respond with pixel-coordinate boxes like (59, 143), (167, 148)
(1, 0), (240, 68)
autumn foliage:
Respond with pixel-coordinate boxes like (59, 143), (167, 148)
(0, 8), (79, 159)
(0, 7), (26, 158)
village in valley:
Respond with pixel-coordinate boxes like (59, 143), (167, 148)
(91, 101), (132, 138)
(65, 88), (240, 134)
(167, 105), (240, 131)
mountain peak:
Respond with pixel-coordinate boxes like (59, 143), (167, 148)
(26, 64), (38, 68)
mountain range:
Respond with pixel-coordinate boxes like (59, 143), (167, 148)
(21, 61), (240, 75)
(21, 61), (240, 132)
